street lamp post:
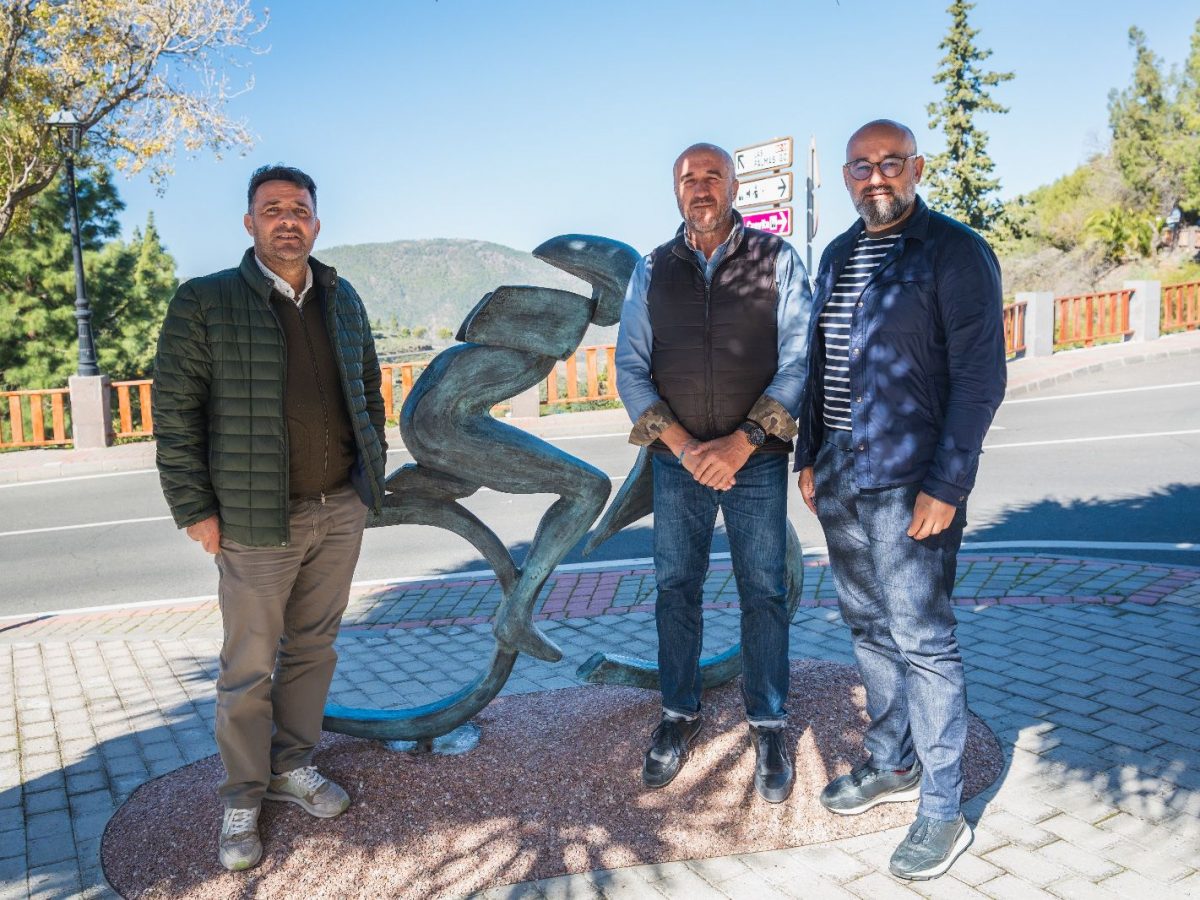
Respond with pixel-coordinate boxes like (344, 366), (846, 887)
(46, 110), (111, 447)
(46, 110), (100, 377)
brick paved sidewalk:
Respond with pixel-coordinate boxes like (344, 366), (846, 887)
(1, 552), (1199, 898)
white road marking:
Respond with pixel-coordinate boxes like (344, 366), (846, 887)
(0, 469), (158, 489)
(0, 516), (173, 537)
(963, 540), (1196, 551)
(0, 476), (633, 535)
(1004, 381), (1200, 405)
(1, 540), (1193, 622)
(984, 429), (1200, 449)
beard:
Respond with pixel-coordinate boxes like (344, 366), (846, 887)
(680, 194), (733, 237)
(854, 184), (916, 228)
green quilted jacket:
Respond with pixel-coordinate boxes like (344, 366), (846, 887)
(153, 249), (387, 547)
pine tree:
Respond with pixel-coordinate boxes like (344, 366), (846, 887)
(0, 168), (177, 389)
(1168, 19), (1200, 214)
(1108, 27), (1173, 215)
(925, 0), (1014, 232)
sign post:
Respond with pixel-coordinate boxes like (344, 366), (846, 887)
(806, 135), (820, 275)
(735, 136), (799, 243)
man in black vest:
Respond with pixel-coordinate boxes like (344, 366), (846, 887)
(615, 143), (813, 803)
(795, 120), (1005, 880)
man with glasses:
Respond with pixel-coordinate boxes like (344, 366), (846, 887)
(795, 120), (1005, 880)
(616, 142), (812, 803)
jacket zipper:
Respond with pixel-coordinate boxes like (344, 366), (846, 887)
(264, 296), (291, 544)
(703, 278), (714, 436)
(298, 294), (332, 505)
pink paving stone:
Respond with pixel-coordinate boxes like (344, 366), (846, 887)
(998, 596), (1041, 605)
(427, 618), (455, 626)
(1126, 595), (1160, 605)
(453, 616), (489, 625)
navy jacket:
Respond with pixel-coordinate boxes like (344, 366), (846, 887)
(795, 196), (1006, 506)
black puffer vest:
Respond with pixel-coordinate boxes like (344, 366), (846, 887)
(647, 223), (788, 452)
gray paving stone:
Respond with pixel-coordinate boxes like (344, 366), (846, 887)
(983, 845), (1069, 887)
(845, 872), (925, 898)
(1039, 839), (1122, 880)
(1045, 877), (1120, 899)
(1100, 840), (1196, 883)
(24, 830), (75, 867)
(1093, 723), (1163, 752)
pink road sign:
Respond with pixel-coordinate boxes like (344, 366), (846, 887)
(743, 207), (792, 236)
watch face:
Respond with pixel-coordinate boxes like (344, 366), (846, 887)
(740, 421), (766, 446)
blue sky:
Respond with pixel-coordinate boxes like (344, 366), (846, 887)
(112, 0), (1199, 279)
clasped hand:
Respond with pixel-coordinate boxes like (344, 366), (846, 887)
(682, 433), (753, 490)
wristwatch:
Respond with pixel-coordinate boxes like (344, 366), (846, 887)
(738, 420), (766, 447)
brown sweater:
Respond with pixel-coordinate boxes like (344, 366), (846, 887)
(269, 289), (356, 499)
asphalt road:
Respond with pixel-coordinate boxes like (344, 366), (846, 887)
(1, 354), (1197, 616)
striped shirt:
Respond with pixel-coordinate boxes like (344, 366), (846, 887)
(820, 234), (899, 431)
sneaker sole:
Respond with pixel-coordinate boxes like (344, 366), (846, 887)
(642, 722), (702, 789)
(890, 823), (974, 881)
(219, 844), (262, 872)
(263, 790), (349, 818)
(821, 782), (921, 816)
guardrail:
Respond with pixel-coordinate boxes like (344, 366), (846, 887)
(1054, 289), (1133, 349)
(0, 387), (71, 448)
(1162, 280), (1199, 334)
(545, 345), (617, 406)
(379, 345), (619, 422)
(113, 379), (154, 439)
(1002, 301), (1027, 358)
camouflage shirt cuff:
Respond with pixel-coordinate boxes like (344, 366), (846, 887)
(628, 401), (678, 446)
(749, 395), (798, 442)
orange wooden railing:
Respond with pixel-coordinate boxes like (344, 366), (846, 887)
(112, 379), (154, 439)
(1054, 289), (1132, 349)
(0, 387), (71, 448)
(1162, 280), (1200, 334)
(545, 345), (617, 407)
(1002, 301), (1027, 357)
(378, 362), (426, 422)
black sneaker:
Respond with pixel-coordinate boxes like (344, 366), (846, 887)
(889, 813), (973, 880)
(641, 715), (702, 788)
(820, 761), (922, 815)
(750, 725), (794, 803)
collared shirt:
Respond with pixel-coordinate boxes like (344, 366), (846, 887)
(615, 220), (813, 428)
(255, 255), (314, 307)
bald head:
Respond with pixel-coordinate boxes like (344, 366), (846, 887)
(674, 143), (734, 181)
(846, 119), (917, 161)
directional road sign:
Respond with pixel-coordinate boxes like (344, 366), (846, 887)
(736, 172), (793, 209)
(743, 207), (793, 237)
(734, 137), (793, 178)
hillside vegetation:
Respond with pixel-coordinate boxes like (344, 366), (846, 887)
(318, 238), (622, 347)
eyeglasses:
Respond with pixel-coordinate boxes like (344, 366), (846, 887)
(843, 155), (918, 181)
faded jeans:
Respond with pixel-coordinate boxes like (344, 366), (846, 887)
(813, 436), (968, 820)
(652, 451), (790, 726)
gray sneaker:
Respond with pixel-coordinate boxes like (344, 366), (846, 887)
(890, 813), (973, 880)
(218, 806), (262, 872)
(820, 761), (921, 815)
(265, 765), (350, 818)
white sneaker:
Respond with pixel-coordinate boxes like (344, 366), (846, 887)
(265, 765), (350, 818)
(218, 806), (262, 871)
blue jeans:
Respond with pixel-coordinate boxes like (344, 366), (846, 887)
(813, 438), (968, 821)
(652, 451), (790, 726)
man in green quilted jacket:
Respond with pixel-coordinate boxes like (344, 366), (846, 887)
(152, 165), (387, 872)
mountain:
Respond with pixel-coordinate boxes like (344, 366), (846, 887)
(317, 238), (619, 344)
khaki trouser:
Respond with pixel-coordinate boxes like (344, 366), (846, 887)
(214, 484), (368, 808)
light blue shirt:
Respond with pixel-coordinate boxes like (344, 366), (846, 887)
(615, 224), (814, 424)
